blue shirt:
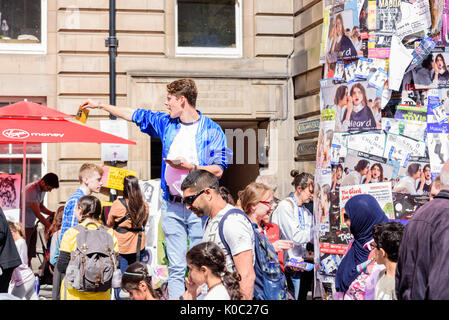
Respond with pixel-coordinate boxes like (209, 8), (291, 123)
(132, 109), (232, 200)
(59, 188), (85, 242)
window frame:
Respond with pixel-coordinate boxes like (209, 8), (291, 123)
(174, 0), (243, 58)
(0, 0), (48, 55)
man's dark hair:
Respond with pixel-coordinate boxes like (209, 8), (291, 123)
(372, 221), (405, 263)
(354, 159), (369, 172)
(41, 173), (59, 189)
(181, 170), (219, 193)
(407, 163), (421, 177)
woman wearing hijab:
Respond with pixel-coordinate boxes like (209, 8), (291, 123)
(335, 194), (388, 300)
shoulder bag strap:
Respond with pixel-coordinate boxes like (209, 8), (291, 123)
(114, 199), (131, 230)
(119, 198), (143, 261)
(218, 208), (252, 266)
(289, 196), (306, 230)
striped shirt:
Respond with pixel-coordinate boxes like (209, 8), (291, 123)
(59, 189), (85, 242)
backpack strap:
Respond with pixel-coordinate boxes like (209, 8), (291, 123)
(113, 199), (132, 231)
(114, 199), (144, 233)
(116, 198), (143, 262)
(218, 208), (252, 268)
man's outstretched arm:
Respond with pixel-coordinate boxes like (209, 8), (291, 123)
(80, 99), (136, 122)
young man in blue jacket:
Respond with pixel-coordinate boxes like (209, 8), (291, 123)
(81, 78), (231, 298)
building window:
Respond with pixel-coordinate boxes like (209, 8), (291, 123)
(0, 0), (47, 54)
(175, 0), (242, 58)
(0, 98), (47, 185)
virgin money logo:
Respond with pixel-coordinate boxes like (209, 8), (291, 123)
(3, 129), (30, 139)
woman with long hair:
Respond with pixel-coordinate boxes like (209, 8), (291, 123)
(364, 163), (384, 184)
(57, 195), (119, 300)
(185, 242), (242, 300)
(434, 53), (449, 87)
(107, 175), (149, 299)
(343, 83), (377, 132)
(328, 13), (357, 61)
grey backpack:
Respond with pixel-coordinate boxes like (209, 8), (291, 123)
(65, 223), (120, 292)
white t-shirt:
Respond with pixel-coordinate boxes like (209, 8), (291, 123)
(202, 204), (255, 271)
(165, 121), (200, 196)
(375, 269), (397, 300)
(204, 284), (230, 300)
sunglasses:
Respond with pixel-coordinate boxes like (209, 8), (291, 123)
(182, 186), (215, 205)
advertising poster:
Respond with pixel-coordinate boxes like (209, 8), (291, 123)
(339, 182), (394, 219)
(315, 0), (438, 297)
(320, 79), (381, 132)
(325, 0), (361, 64)
(367, 0), (402, 58)
(101, 166), (137, 191)
(0, 174), (21, 222)
(427, 122), (449, 179)
(139, 179), (162, 269)
(441, 0), (449, 46)
(413, 48), (449, 89)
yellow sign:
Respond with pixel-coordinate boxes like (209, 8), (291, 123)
(102, 165), (137, 191)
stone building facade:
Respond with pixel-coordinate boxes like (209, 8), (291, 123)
(0, 0), (322, 209)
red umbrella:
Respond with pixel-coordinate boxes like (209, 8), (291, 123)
(0, 100), (71, 119)
(0, 100), (136, 224)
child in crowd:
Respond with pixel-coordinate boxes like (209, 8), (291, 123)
(121, 262), (167, 300)
(185, 242), (242, 300)
(57, 195), (119, 300)
(7, 221), (38, 300)
(48, 206), (64, 267)
(372, 221), (405, 300)
(53, 163), (103, 300)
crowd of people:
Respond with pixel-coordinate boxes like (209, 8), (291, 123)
(1, 78), (449, 301)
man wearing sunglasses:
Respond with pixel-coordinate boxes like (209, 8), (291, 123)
(181, 170), (256, 300)
(81, 78), (232, 299)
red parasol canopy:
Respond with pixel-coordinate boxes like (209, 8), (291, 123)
(0, 100), (72, 119)
(0, 100), (136, 224)
(0, 118), (136, 144)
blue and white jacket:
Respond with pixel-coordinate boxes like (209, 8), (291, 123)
(132, 109), (232, 200)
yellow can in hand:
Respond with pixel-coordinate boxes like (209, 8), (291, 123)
(75, 104), (89, 123)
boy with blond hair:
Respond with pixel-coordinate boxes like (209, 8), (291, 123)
(60, 163), (104, 240)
